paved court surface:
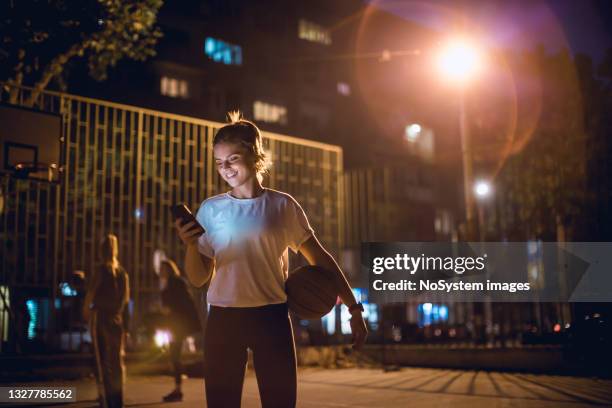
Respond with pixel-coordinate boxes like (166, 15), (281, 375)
(4, 367), (612, 407)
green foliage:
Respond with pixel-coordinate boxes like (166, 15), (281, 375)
(0, 0), (163, 103)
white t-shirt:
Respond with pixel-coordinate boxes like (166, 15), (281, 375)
(195, 188), (314, 307)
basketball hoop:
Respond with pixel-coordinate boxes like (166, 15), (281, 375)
(12, 161), (59, 182)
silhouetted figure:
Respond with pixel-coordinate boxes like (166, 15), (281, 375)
(83, 234), (129, 408)
(159, 259), (201, 402)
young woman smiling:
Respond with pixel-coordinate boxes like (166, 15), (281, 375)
(175, 112), (367, 408)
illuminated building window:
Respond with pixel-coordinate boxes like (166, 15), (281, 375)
(160, 76), (189, 99)
(337, 82), (351, 96)
(253, 101), (288, 125)
(26, 299), (38, 339)
(527, 239), (544, 288)
(25, 298), (49, 339)
(204, 37), (243, 65)
(0, 286), (9, 343)
(322, 288), (377, 335)
(59, 282), (77, 297)
(298, 19), (331, 45)
(418, 303), (448, 328)
(322, 308), (335, 335)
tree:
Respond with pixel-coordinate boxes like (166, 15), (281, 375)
(0, 0), (163, 106)
(495, 48), (590, 241)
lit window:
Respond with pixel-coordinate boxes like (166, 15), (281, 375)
(59, 282), (77, 297)
(298, 19), (331, 45)
(340, 288), (372, 334)
(322, 307), (335, 335)
(204, 37), (243, 65)
(0, 286), (9, 342)
(160, 76), (189, 99)
(253, 101), (288, 125)
(337, 82), (351, 96)
(322, 288), (377, 335)
(26, 299), (38, 339)
(418, 303), (449, 327)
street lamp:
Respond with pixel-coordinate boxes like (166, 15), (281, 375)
(436, 39), (482, 85)
(435, 38), (483, 240)
(405, 123), (421, 142)
(474, 180), (492, 241)
(474, 180), (491, 198)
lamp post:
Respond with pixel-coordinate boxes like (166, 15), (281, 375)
(474, 179), (494, 345)
(436, 38), (482, 240)
(436, 40), (487, 345)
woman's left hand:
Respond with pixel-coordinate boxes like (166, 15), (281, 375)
(350, 312), (368, 350)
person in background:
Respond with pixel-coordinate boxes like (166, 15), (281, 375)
(83, 234), (129, 408)
(159, 258), (202, 402)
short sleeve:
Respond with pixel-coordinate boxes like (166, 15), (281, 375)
(195, 202), (214, 258)
(286, 196), (314, 253)
(197, 233), (214, 258)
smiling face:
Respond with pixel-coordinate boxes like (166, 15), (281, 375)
(214, 141), (257, 189)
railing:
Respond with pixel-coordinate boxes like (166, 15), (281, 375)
(0, 85), (343, 352)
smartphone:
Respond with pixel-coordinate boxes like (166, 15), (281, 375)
(171, 203), (205, 232)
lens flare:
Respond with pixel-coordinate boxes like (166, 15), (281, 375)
(436, 39), (482, 84)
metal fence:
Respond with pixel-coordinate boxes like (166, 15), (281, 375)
(0, 85), (343, 351)
(343, 166), (435, 247)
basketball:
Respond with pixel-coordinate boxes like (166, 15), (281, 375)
(285, 265), (338, 319)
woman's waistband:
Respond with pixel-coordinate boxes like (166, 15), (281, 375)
(209, 302), (288, 314)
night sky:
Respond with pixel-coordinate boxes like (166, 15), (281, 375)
(369, 0), (612, 63)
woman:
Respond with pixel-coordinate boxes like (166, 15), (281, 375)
(83, 234), (129, 408)
(175, 112), (367, 408)
(158, 258), (201, 402)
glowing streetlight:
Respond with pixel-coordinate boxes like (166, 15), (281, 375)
(474, 180), (492, 242)
(474, 181), (491, 198)
(436, 39), (482, 84)
(435, 37), (485, 239)
(154, 329), (171, 348)
(405, 123), (421, 142)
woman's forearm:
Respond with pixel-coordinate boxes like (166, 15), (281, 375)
(184, 243), (214, 287)
(318, 252), (358, 307)
(299, 236), (358, 307)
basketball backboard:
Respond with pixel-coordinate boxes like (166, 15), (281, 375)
(0, 104), (62, 182)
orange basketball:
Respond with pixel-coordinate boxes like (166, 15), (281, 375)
(285, 265), (338, 319)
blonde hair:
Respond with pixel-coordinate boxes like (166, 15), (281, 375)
(214, 111), (272, 180)
(99, 233), (120, 271)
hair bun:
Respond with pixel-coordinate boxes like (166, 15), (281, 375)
(227, 110), (242, 124)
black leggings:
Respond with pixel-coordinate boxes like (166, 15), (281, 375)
(204, 303), (296, 408)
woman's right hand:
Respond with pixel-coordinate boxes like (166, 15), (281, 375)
(174, 219), (203, 246)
